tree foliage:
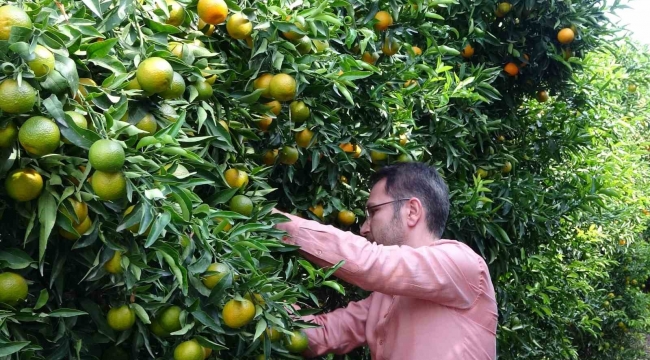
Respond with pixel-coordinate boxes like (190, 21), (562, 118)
(0, 0), (648, 359)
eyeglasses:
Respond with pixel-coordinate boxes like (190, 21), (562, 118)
(364, 198), (410, 219)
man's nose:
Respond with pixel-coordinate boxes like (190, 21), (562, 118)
(360, 218), (370, 237)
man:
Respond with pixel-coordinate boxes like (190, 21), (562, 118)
(274, 162), (497, 359)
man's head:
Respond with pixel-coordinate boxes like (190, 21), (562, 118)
(360, 162), (449, 246)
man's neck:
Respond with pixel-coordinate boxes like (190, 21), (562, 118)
(404, 228), (438, 248)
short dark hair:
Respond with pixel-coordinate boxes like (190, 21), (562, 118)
(369, 162), (449, 238)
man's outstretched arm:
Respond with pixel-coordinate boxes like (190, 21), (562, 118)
(300, 295), (372, 357)
(275, 211), (486, 309)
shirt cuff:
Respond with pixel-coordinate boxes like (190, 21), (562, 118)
(274, 210), (307, 245)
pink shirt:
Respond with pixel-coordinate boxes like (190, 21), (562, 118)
(276, 213), (497, 360)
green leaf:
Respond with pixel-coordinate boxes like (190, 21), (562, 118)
(38, 192), (57, 265)
(0, 341), (30, 356)
(192, 310), (225, 333)
(338, 71), (373, 81)
(90, 57), (127, 74)
(436, 45), (460, 56)
(53, 53), (80, 97)
(233, 89), (264, 104)
(229, 224), (273, 237)
(194, 335), (228, 351)
(48, 308), (89, 318)
(322, 280), (346, 295)
(207, 272), (233, 304)
(82, 0), (104, 19)
(130, 303), (151, 324)
(254, 318), (267, 341)
(334, 83), (354, 105)
(0, 248), (34, 269)
(144, 211), (172, 248)
(155, 244), (188, 295)
(87, 38), (119, 59)
(34, 289), (48, 310)
(208, 187), (239, 206)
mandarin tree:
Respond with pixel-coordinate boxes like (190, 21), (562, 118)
(0, 0), (645, 359)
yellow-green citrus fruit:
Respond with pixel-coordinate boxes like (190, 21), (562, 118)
(396, 153), (413, 162)
(60, 198), (88, 225)
(226, 13), (252, 40)
(64, 111), (89, 131)
(289, 101), (310, 123)
(89, 139), (125, 172)
(0, 121), (18, 147)
(91, 171), (127, 201)
(202, 67), (217, 84)
(28, 45), (55, 77)
(202, 345), (212, 359)
(279, 146), (299, 165)
(202, 262), (230, 289)
(370, 150), (388, 163)
(284, 330), (309, 353)
(295, 36), (312, 55)
(168, 41), (185, 58)
(266, 327), (281, 342)
(124, 205), (152, 235)
(381, 38), (400, 56)
(230, 195), (253, 216)
(0, 272), (28, 306)
(104, 251), (123, 274)
(18, 116), (60, 156)
(159, 72), (186, 99)
(502, 161), (512, 174)
(106, 305), (136, 331)
(224, 168), (249, 188)
(0, 5), (32, 40)
(158, 305), (183, 332)
(164, 0), (185, 26)
(136, 57), (174, 94)
(136, 113), (158, 138)
(264, 100), (282, 116)
(62, 112), (88, 143)
(295, 128), (314, 148)
(269, 73), (296, 102)
(244, 293), (266, 306)
(262, 149), (278, 165)
(198, 18), (215, 36)
(150, 319), (170, 337)
(197, 0), (228, 25)
(254, 73), (273, 98)
(59, 216), (92, 240)
(125, 77), (141, 90)
(308, 204), (324, 219)
(313, 39), (329, 53)
(5, 168), (43, 202)
(337, 210), (356, 226)
(222, 298), (256, 328)
(75, 78), (97, 102)
(173, 340), (204, 360)
(0, 78), (37, 114)
(194, 80), (213, 101)
(282, 17), (306, 41)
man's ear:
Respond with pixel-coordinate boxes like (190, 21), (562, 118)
(405, 198), (424, 227)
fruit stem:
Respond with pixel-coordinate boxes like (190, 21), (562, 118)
(55, 1), (70, 22)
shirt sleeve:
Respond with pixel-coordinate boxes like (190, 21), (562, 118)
(275, 212), (485, 309)
(300, 296), (372, 357)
